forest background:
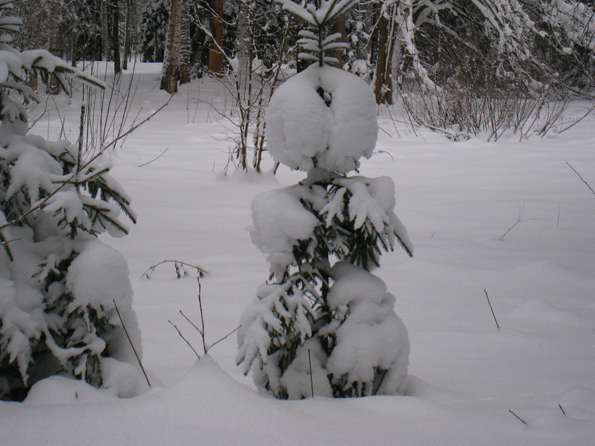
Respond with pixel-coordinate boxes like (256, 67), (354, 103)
(15, 0), (594, 99)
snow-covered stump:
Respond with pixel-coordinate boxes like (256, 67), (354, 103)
(237, 1), (413, 399)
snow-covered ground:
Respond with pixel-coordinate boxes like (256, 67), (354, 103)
(1, 63), (593, 445)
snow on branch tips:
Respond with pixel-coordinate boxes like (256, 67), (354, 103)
(237, 0), (413, 399)
(277, 0), (357, 66)
(1, 3), (141, 401)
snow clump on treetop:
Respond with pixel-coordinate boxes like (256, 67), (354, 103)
(266, 64), (378, 174)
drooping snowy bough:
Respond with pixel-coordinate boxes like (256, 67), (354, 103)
(237, 0), (413, 399)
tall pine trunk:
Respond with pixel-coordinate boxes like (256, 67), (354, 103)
(208, 0), (224, 77)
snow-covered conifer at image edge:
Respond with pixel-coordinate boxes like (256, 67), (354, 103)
(237, 0), (413, 399)
(0, 0), (141, 401)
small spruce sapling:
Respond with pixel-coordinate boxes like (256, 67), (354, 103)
(237, 0), (413, 399)
(0, 1), (140, 401)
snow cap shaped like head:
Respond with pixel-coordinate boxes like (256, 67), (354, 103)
(266, 64), (378, 175)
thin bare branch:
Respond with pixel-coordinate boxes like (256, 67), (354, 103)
(509, 409), (527, 425)
(142, 260), (208, 279)
(209, 326), (240, 351)
(138, 147), (170, 168)
(113, 299), (151, 388)
(180, 310), (204, 337)
(484, 290), (500, 330)
(169, 320), (201, 359)
(567, 162), (595, 196)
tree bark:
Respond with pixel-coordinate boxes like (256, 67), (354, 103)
(123, 0), (132, 71)
(47, 0), (62, 94)
(208, 0), (225, 77)
(112, 0), (122, 74)
(161, 0), (182, 93)
(374, 12), (393, 104)
(329, 16), (346, 68)
(101, 0), (110, 61)
(70, 30), (78, 68)
(236, 0), (251, 87)
(179, 0), (191, 84)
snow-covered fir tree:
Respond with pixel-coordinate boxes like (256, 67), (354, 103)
(236, 0), (413, 399)
(0, 0), (141, 401)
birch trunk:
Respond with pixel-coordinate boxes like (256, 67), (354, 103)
(161, 0), (182, 93)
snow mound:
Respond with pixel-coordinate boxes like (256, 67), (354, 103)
(24, 376), (118, 405)
(266, 64), (378, 174)
(508, 298), (583, 326)
(249, 186), (319, 278)
(328, 262), (387, 306)
(66, 241), (133, 310)
(280, 338), (333, 399)
(327, 262), (410, 395)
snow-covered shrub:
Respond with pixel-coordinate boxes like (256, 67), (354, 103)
(0, 1), (140, 401)
(237, 0), (412, 399)
(400, 84), (572, 141)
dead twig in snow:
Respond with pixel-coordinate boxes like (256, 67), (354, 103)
(501, 204), (535, 239)
(308, 349), (314, 398)
(567, 162), (595, 196)
(180, 310), (203, 337)
(171, 277), (240, 357)
(196, 277), (208, 354)
(138, 147), (170, 168)
(143, 260), (208, 279)
(209, 326), (240, 351)
(559, 104), (595, 134)
(484, 290), (500, 330)
(169, 320), (201, 359)
(102, 97), (171, 152)
(509, 409), (527, 425)
(113, 299), (151, 388)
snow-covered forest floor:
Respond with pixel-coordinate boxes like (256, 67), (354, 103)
(1, 63), (594, 445)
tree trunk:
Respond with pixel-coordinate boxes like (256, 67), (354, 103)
(179, 0), (191, 84)
(47, 0), (62, 94)
(370, 3), (380, 72)
(70, 30), (78, 68)
(329, 16), (346, 68)
(208, 0), (224, 77)
(374, 12), (393, 104)
(161, 0), (182, 93)
(236, 0), (251, 88)
(123, 0), (132, 71)
(112, 0), (122, 74)
(101, 0), (109, 61)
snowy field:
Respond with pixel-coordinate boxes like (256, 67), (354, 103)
(1, 63), (594, 445)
